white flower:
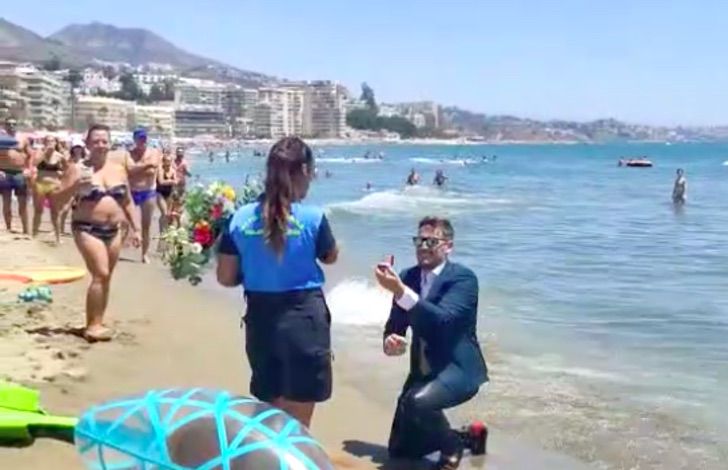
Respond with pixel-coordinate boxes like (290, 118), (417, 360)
(190, 242), (203, 254)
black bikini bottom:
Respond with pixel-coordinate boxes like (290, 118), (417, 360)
(71, 221), (120, 244)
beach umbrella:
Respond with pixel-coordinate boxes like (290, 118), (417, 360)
(0, 383), (334, 470)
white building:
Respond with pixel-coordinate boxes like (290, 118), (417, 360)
(75, 96), (133, 130)
(133, 72), (177, 95)
(174, 78), (227, 138)
(133, 103), (175, 138)
(174, 78), (225, 108)
(394, 101), (441, 129)
(301, 81), (349, 138)
(0, 63), (69, 129)
(80, 68), (121, 95)
(0, 86), (28, 124)
(254, 88), (291, 138)
(253, 87), (306, 138)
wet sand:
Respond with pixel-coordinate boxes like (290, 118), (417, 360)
(0, 229), (589, 469)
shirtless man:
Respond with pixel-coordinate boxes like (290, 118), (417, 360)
(174, 147), (191, 196)
(672, 168), (687, 205)
(127, 128), (161, 263)
(0, 117), (34, 234)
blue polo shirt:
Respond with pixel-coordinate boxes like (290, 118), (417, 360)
(218, 198), (336, 293)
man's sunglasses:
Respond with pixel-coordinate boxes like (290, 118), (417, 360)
(412, 236), (446, 249)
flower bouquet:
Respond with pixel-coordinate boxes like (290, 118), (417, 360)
(160, 179), (263, 285)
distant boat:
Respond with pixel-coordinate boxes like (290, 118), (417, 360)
(619, 157), (653, 168)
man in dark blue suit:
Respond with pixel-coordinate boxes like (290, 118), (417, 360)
(375, 216), (488, 470)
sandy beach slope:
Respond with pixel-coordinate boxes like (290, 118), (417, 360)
(0, 231), (588, 469)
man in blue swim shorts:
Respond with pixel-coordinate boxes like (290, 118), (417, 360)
(0, 117), (34, 234)
(126, 127), (161, 263)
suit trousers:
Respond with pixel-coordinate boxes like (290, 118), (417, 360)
(387, 374), (478, 459)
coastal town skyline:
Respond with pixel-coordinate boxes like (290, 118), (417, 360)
(2, 0), (727, 127)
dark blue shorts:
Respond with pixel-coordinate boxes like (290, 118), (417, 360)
(0, 169), (27, 197)
(243, 288), (332, 403)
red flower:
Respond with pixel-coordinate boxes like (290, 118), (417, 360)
(193, 223), (214, 247)
(210, 203), (223, 220)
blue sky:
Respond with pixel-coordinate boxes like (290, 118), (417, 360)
(3, 0), (728, 126)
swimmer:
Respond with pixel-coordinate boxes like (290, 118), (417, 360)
(433, 169), (448, 187)
(364, 181), (373, 191)
(406, 168), (420, 186)
(672, 168), (687, 205)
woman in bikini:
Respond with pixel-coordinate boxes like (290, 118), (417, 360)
(56, 124), (141, 342)
(59, 140), (87, 235)
(155, 152), (177, 248)
(31, 135), (66, 244)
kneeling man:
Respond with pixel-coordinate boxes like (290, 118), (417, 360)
(375, 216), (488, 470)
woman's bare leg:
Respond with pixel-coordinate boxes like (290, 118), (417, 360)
(59, 202), (71, 235)
(271, 398), (316, 428)
(16, 193), (29, 235)
(31, 190), (44, 237)
(49, 196), (61, 244)
(73, 230), (122, 341)
(156, 195), (168, 252)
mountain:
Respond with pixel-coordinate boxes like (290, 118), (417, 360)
(440, 106), (717, 142)
(0, 18), (83, 65)
(49, 22), (275, 85)
(51, 22), (221, 68)
(0, 19), (275, 86)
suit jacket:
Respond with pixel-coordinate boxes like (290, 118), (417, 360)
(383, 261), (488, 393)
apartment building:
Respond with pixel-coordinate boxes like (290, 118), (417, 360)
(133, 103), (175, 138)
(174, 78), (227, 137)
(0, 62), (69, 129)
(301, 81), (349, 138)
(80, 68), (122, 95)
(75, 96), (133, 130)
(175, 78), (225, 108)
(0, 85), (28, 124)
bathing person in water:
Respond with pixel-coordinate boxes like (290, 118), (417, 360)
(56, 124), (141, 342)
(127, 128), (161, 263)
(217, 136), (339, 428)
(406, 168), (420, 185)
(672, 168), (687, 204)
(433, 169), (447, 187)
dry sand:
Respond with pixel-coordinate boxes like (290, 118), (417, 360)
(0, 228), (588, 469)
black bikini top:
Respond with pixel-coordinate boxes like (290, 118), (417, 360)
(77, 184), (128, 203)
(37, 159), (62, 172)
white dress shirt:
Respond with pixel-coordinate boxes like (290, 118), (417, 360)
(395, 261), (447, 375)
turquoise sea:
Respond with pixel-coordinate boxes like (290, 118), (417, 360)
(195, 143), (728, 469)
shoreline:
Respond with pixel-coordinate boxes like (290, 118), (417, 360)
(0, 230), (589, 469)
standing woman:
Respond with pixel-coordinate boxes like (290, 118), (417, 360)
(156, 152), (177, 236)
(217, 136), (339, 428)
(59, 140), (87, 235)
(31, 134), (66, 244)
(56, 125), (141, 342)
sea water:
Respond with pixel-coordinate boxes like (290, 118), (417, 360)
(195, 143), (728, 469)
